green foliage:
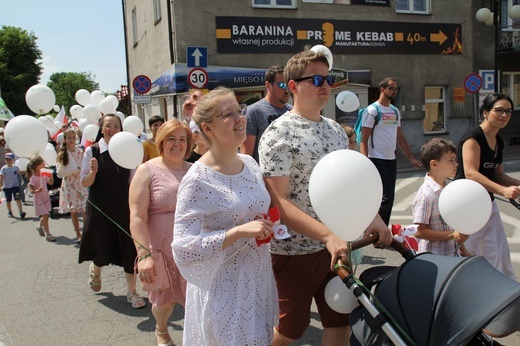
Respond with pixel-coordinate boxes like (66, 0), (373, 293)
(47, 72), (99, 112)
(0, 26), (43, 116)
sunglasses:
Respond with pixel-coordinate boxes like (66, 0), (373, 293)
(293, 75), (335, 87)
(386, 87), (399, 92)
(273, 82), (287, 89)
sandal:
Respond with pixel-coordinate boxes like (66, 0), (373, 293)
(45, 233), (56, 242)
(156, 329), (175, 346)
(89, 263), (101, 292)
(126, 292), (146, 309)
(36, 226), (45, 236)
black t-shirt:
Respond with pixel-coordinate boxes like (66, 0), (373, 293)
(455, 126), (503, 200)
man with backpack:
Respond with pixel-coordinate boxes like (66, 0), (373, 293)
(359, 77), (422, 225)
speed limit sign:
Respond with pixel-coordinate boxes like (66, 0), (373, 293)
(188, 68), (208, 89)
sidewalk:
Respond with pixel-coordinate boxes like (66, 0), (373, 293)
(396, 143), (520, 173)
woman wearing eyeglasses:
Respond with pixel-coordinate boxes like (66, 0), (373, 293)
(172, 87), (278, 345)
(455, 93), (520, 280)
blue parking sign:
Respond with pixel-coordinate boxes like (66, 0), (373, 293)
(187, 47), (207, 68)
(480, 70), (495, 91)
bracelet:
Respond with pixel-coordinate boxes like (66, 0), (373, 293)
(138, 253), (152, 262)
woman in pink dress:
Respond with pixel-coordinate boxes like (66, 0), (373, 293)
(57, 129), (88, 243)
(129, 119), (194, 346)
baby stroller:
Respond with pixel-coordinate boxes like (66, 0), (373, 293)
(47, 166), (62, 219)
(337, 236), (520, 346)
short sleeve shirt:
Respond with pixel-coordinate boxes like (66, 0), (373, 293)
(412, 174), (457, 256)
(0, 165), (20, 188)
(259, 112), (348, 255)
(361, 102), (401, 160)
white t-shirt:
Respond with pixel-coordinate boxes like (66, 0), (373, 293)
(361, 102), (401, 160)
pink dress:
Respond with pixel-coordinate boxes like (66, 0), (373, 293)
(59, 148), (88, 213)
(30, 174), (51, 216)
(146, 161), (189, 307)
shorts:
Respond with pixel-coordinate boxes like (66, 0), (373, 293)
(3, 187), (21, 202)
(272, 249), (350, 340)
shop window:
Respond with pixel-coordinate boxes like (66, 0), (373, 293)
(252, 0), (296, 9)
(396, 0), (430, 14)
(423, 86), (446, 133)
(503, 73), (520, 109)
(153, 0), (161, 24)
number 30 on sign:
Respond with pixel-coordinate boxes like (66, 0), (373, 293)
(188, 68), (208, 89)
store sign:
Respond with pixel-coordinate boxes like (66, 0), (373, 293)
(216, 17), (462, 55)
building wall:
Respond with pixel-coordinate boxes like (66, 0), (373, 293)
(125, 0), (499, 151)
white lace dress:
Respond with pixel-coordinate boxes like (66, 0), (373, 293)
(173, 154), (278, 346)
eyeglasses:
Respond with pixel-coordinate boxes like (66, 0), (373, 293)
(103, 124), (121, 130)
(272, 82), (287, 89)
(492, 107), (513, 116)
(293, 75), (335, 87)
(386, 87), (399, 92)
(215, 104), (247, 121)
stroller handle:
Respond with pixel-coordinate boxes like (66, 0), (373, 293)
(336, 235), (414, 279)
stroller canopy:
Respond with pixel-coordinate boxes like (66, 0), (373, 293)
(356, 254), (520, 345)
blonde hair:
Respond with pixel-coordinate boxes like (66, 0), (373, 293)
(155, 119), (194, 159)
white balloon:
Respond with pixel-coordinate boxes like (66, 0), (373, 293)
(53, 105), (60, 112)
(83, 104), (102, 123)
(78, 118), (96, 132)
(108, 131), (144, 169)
(25, 85), (56, 115)
(70, 105), (84, 120)
(4, 115), (49, 158)
(476, 7), (491, 23)
(311, 45), (333, 70)
(40, 143), (57, 167)
(15, 157), (30, 172)
(309, 150), (382, 241)
(75, 89), (91, 106)
(439, 179), (492, 235)
(336, 91), (360, 113)
(91, 90), (105, 107)
(123, 115), (144, 136)
(105, 95), (119, 109)
(324, 276), (358, 314)
(99, 98), (116, 115)
(83, 124), (99, 141)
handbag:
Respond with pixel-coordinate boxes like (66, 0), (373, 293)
(135, 232), (171, 292)
(56, 150), (80, 178)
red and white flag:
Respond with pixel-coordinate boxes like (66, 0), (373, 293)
(55, 106), (67, 124)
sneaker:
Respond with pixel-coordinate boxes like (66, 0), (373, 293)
(19, 211), (26, 220)
(7, 211), (13, 218)
(45, 233), (56, 242)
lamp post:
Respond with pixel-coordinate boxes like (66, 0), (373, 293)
(476, 1), (520, 92)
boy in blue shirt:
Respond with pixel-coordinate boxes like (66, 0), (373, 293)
(0, 153), (26, 219)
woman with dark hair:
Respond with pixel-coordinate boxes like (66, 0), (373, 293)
(130, 119), (193, 345)
(56, 128), (87, 243)
(78, 114), (145, 308)
(142, 115), (165, 162)
(455, 93), (520, 279)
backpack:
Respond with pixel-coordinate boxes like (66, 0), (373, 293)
(354, 102), (399, 148)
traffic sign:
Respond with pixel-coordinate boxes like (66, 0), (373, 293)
(187, 46), (207, 68)
(188, 68), (208, 89)
(133, 75), (152, 94)
(464, 73), (483, 94)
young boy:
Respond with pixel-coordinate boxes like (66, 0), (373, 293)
(0, 152), (26, 219)
(412, 138), (468, 256)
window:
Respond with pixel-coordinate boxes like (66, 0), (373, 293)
(132, 8), (138, 46)
(153, 0), (162, 23)
(503, 73), (520, 108)
(396, 0), (430, 14)
(252, 0), (296, 9)
(423, 87), (446, 133)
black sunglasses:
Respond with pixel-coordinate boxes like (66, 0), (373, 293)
(293, 75), (335, 87)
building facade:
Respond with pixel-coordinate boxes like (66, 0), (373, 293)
(122, 0), (519, 151)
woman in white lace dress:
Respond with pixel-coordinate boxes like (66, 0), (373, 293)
(173, 87), (278, 346)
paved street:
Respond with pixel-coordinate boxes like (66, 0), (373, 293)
(0, 159), (519, 345)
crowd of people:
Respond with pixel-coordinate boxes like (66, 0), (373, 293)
(1, 47), (519, 345)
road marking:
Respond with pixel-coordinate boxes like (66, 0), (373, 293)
(395, 177), (421, 192)
(511, 253), (520, 264)
(501, 213), (520, 237)
(392, 192), (415, 212)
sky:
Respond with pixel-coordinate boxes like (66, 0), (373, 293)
(1, 0), (127, 93)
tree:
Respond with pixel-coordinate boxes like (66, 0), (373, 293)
(47, 72), (99, 112)
(0, 26), (42, 116)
